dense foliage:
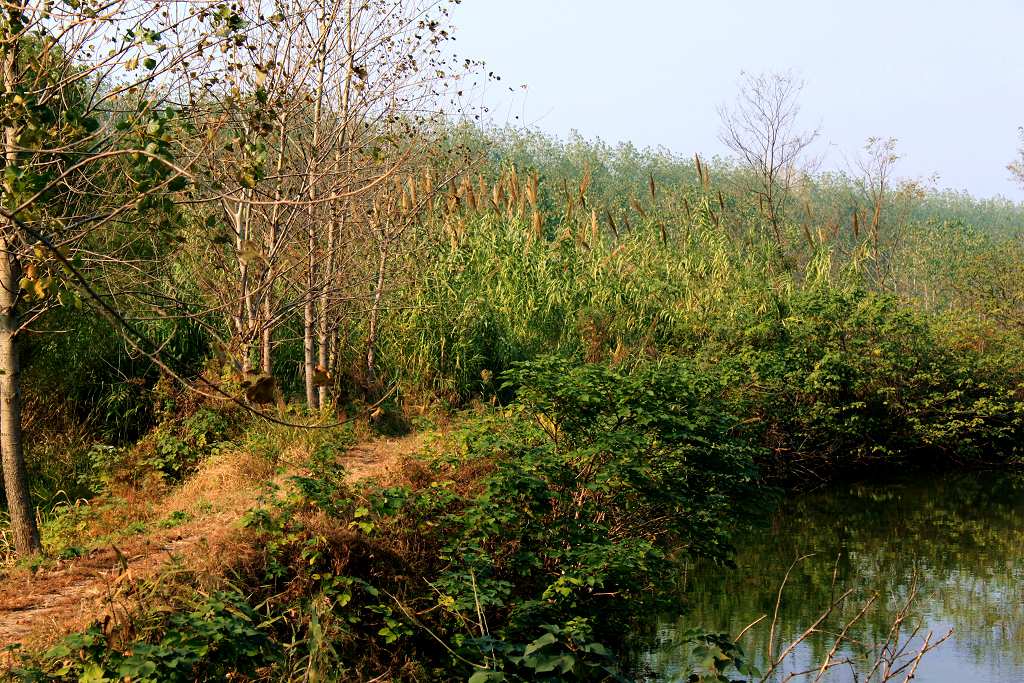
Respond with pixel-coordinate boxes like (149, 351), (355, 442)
(0, 0), (1020, 679)
(4, 117), (1022, 676)
(12, 120), (1024, 505)
(9, 358), (765, 681)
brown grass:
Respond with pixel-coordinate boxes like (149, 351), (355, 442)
(0, 430), (428, 654)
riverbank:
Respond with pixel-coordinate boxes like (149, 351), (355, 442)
(4, 352), (1023, 681)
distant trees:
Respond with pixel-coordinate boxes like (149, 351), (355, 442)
(849, 137), (930, 259)
(718, 71), (818, 248)
(850, 137), (900, 256)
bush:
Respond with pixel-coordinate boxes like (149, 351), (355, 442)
(11, 591), (276, 681)
(226, 357), (761, 680)
(706, 287), (1024, 473)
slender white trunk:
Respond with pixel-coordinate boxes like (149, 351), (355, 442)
(261, 114), (288, 375)
(302, 12), (330, 410)
(365, 243), (387, 390)
(0, 7), (39, 556)
(317, 143), (345, 407)
(0, 236), (38, 555)
(317, 216), (336, 407)
(304, 233), (318, 410)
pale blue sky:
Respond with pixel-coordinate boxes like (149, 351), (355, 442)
(453, 0), (1024, 200)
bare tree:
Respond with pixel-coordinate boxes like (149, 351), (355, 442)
(853, 136), (900, 255)
(0, 0), (486, 556)
(718, 71), (819, 248)
(299, 0), (483, 405)
(160, 0), (486, 418)
(1010, 127), (1024, 188)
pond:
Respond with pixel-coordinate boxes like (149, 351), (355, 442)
(635, 473), (1024, 682)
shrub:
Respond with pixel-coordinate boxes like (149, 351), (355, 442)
(707, 287), (1024, 473)
(228, 357), (762, 680)
(11, 591), (276, 681)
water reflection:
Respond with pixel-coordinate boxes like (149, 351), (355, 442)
(636, 473), (1024, 682)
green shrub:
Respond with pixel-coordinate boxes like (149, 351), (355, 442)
(11, 591), (276, 681)
(226, 357), (762, 680)
(147, 408), (233, 481)
(706, 287), (1024, 473)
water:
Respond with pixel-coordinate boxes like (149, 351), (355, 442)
(635, 473), (1024, 682)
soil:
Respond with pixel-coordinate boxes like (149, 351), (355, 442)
(0, 432), (425, 656)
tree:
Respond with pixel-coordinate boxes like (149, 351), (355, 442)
(853, 136), (900, 254)
(1010, 127), (1024, 188)
(0, 0), (484, 556)
(718, 71), (819, 249)
(0, 0), (244, 556)
(181, 0), (480, 411)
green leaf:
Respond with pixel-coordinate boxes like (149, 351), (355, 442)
(523, 631), (557, 656)
(238, 170), (257, 189)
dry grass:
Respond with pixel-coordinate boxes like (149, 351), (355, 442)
(0, 429), (429, 654)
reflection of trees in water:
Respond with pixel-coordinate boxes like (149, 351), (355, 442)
(636, 473), (1024, 680)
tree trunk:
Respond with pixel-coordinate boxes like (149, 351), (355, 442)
(365, 244), (387, 392)
(304, 253), (318, 410)
(226, 194), (253, 373)
(260, 308), (273, 375)
(261, 113), (288, 376)
(317, 194), (340, 409)
(0, 4), (40, 556)
(0, 236), (39, 555)
(316, 313), (330, 408)
(302, 19), (328, 412)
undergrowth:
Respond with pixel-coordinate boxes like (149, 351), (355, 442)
(7, 358), (767, 682)
(5, 332), (1023, 679)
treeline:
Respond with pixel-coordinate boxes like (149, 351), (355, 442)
(458, 125), (1024, 239)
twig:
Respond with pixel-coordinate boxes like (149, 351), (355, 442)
(768, 553), (815, 662)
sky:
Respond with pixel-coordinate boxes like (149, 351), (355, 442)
(451, 0), (1024, 200)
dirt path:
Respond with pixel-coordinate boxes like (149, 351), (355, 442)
(0, 433), (424, 654)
